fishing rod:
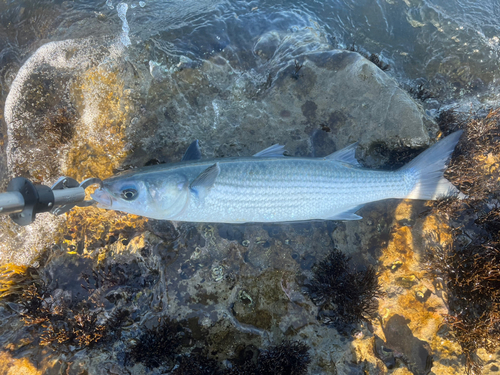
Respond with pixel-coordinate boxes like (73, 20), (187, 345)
(0, 176), (102, 226)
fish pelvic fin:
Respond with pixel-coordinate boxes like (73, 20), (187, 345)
(402, 130), (464, 200)
(326, 204), (364, 221)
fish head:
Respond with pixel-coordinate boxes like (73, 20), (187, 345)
(91, 172), (190, 219)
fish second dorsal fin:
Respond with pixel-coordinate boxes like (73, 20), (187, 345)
(253, 144), (286, 158)
(190, 163), (220, 202)
(182, 140), (202, 161)
(325, 143), (361, 166)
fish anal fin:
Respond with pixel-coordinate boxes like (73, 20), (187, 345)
(182, 140), (202, 161)
(325, 143), (361, 167)
(190, 163), (220, 202)
(326, 204), (364, 221)
(253, 144), (286, 158)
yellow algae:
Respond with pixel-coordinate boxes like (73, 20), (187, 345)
(48, 64), (149, 255)
(65, 66), (131, 182)
(393, 200), (414, 222)
(374, 201), (459, 372)
(422, 214), (453, 246)
(392, 369), (413, 375)
(0, 263), (37, 299)
(59, 206), (147, 256)
(476, 152), (499, 176)
(395, 292), (442, 338)
(0, 352), (42, 375)
(351, 336), (384, 372)
(378, 224), (422, 288)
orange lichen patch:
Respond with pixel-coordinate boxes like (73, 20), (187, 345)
(422, 214), (453, 247)
(65, 66), (131, 182)
(476, 152), (500, 176)
(378, 224), (422, 287)
(52, 64), (146, 254)
(375, 204), (450, 346)
(0, 352), (43, 375)
(395, 292), (443, 339)
(351, 336), (385, 372)
(391, 369), (413, 375)
(60, 206), (147, 254)
(393, 200), (415, 222)
(0, 263), (38, 299)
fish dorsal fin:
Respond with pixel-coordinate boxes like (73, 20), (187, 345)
(325, 143), (361, 166)
(326, 204), (364, 221)
(182, 140), (202, 161)
(190, 163), (220, 202)
(253, 144), (286, 158)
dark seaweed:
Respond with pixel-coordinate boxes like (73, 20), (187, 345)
(126, 318), (184, 369)
(173, 351), (222, 375)
(346, 43), (390, 71)
(408, 84), (434, 102)
(306, 248), (383, 331)
(426, 110), (500, 375)
(226, 341), (310, 375)
(292, 59), (303, 80)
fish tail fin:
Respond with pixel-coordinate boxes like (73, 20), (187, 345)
(401, 130), (464, 200)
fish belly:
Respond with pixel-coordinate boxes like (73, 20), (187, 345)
(174, 159), (412, 223)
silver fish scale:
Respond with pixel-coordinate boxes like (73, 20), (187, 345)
(176, 159), (416, 223)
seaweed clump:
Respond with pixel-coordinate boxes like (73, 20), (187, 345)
(347, 44), (390, 71)
(408, 84), (434, 102)
(306, 248), (382, 331)
(437, 108), (500, 213)
(426, 109), (500, 374)
(0, 263), (39, 300)
(426, 209), (500, 375)
(172, 351), (221, 375)
(19, 281), (109, 348)
(227, 341), (310, 375)
(126, 318), (185, 369)
(9, 254), (132, 350)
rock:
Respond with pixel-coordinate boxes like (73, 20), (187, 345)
(123, 29), (437, 167)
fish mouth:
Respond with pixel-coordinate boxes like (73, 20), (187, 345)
(91, 188), (113, 208)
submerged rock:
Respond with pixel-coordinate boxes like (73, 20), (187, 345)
(0, 24), (472, 375)
(126, 30), (437, 167)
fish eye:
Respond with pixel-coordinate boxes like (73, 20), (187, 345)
(121, 188), (138, 201)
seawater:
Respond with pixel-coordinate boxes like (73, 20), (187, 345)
(0, 0), (499, 374)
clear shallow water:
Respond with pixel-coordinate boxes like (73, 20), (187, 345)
(0, 0), (499, 374)
(0, 0), (499, 95)
(0, 0), (499, 180)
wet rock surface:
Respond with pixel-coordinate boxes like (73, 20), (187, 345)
(0, 17), (499, 375)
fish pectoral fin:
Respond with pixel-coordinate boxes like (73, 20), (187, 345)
(325, 142), (361, 167)
(326, 204), (365, 220)
(253, 144), (286, 158)
(190, 163), (220, 202)
(182, 140), (202, 161)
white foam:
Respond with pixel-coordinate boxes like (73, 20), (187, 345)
(4, 40), (97, 175)
(117, 3), (131, 47)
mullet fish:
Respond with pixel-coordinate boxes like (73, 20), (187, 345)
(92, 131), (463, 223)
